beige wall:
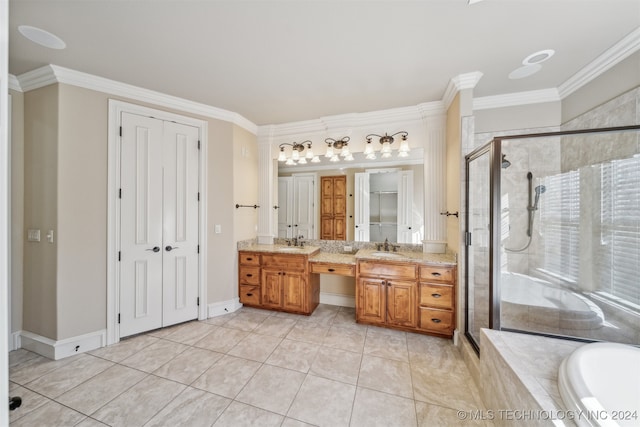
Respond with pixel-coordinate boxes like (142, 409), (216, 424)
(20, 82), (257, 340)
(562, 51), (640, 124)
(233, 125), (259, 242)
(23, 84), (58, 339)
(445, 94), (461, 255)
(474, 101), (562, 134)
(10, 90), (24, 334)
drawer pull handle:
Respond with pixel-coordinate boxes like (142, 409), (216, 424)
(247, 257), (253, 261)
(431, 293), (442, 298)
(431, 318), (442, 323)
(246, 274), (253, 277)
(328, 268), (335, 272)
(246, 293), (253, 297)
(431, 272), (442, 277)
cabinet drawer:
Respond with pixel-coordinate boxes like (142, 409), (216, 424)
(419, 307), (454, 335)
(419, 283), (453, 309)
(358, 261), (416, 280)
(419, 265), (454, 282)
(239, 266), (260, 285)
(239, 285), (260, 305)
(261, 254), (306, 272)
(239, 252), (260, 266)
(310, 262), (355, 277)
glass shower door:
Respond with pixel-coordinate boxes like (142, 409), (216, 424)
(465, 147), (492, 353)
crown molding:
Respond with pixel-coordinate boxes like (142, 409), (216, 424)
(442, 71), (484, 109)
(258, 101), (445, 140)
(558, 27), (640, 99)
(16, 64), (258, 134)
(8, 74), (22, 92)
(473, 88), (561, 110)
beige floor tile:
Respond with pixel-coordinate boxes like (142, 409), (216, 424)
(193, 326), (249, 353)
(407, 333), (463, 370)
(203, 312), (237, 326)
(213, 401), (284, 427)
(286, 321), (329, 344)
(92, 375), (186, 427)
(75, 417), (110, 427)
(332, 310), (365, 330)
(191, 354), (261, 398)
(287, 374), (356, 427)
(298, 304), (340, 327)
(266, 339), (320, 373)
(153, 347), (223, 384)
(411, 364), (483, 411)
(235, 364), (306, 415)
(282, 417), (317, 427)
(253, 316), (297, 337)
(228, 332), (282, 362)
(323, 325), (366, 353)
(358, 355), (413, 398)
(162, 320), (218, 345)
(9, 351), (81, 385)
(120, 339), (189, 372)
(8, 382), (52, 424)
(223, 311), (270, 331)
(88, 334), (158, 363)
(364, 327), (409, 362)
(350, 387), (417, 427)
(309, 346), (362, 385)
(415, 401), (489, 427)
(145, 387), (231, 427)
(10, 400), (86, 427)
(56, 364), (147, 414)
(25, 355), (114, 398)
(9, 349), (40, 369)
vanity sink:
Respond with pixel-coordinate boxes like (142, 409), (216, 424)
(371, 251), (403, 258)
(278, 247), (305, 252)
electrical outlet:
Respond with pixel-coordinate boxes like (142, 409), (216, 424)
(27, 229), (41, 242)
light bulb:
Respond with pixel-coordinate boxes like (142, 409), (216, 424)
(292, 150), (300, 161)
(398, 151), (409, 158)
(278, 149), (287, 162)
(311, 156), (321, 163)
(306, 148), (314, 159)
(297, 157), (307, 164)
(345, 154), (354, 161)
(364, 141), (374, 155)
(325, 145), (334, 158)
(399, 139), (410, 153)
(381, 151), (392, 159)
(366, 152), (377, 160)
(341, 145), (351, 157)
(381, 141), (392, 154)
(285, 158), (295, 165)
(330, 155), (340, 162)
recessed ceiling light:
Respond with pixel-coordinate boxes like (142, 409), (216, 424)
(18, 25), (66, 49)
(508, 64), (542, 80)
(468, 0), (485, 4)
(522, 49), (555, 65)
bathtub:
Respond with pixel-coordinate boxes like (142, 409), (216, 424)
(501, 272), (604, 331)
(559, 342), (640, 427)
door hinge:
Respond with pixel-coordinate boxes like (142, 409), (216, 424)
(197, 297), (200, 306)
(465, 231), (472, 247)
(118, 313), (121, 324)
(197, 140), (201, 150)
(197, 245), (200, 254)
(119, 188), (122, 199)
(197, 192), (200, 201)
(119, 126), (122, 137)
(118, 251), (121, 261)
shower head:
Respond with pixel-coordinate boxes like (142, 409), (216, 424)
(535, 185), (546, 195)
(501, 154), (511, 169)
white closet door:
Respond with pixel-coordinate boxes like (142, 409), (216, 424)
(277, 177), (293, 238)
(162, 121), (200, 327)
(292, 175), (315, 239)
(397, 170), (414, 243)
(354, 172), (370, 241)
(120, 113), (164, 337)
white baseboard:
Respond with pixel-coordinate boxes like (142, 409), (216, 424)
(453, 329), (460, 346)
(20, 329), (107, 360)
(208, 298), (242, 318)
(11, 331), (22, 351)
(320, 292), (355, 308)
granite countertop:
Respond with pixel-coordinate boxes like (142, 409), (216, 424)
(241, 245), (456, 266)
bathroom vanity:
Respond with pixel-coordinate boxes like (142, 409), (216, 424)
(238, 245), (456, 337)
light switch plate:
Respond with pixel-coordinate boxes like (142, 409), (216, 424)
(214, 224), (222, 234)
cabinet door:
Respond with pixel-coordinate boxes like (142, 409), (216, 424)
(397, 170), (414, 243)
(282, 272), (306, 312)
(356, 278), (386, 324)
(261, 269), (282, 308)
(387, 279), (417, 328)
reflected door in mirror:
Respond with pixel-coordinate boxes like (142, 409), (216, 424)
(320, 175), (347, 240)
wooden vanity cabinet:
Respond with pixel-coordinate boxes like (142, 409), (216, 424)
(356, 260), (418, 329)
(237, 252), (319, 315)
(356, 259), (456, 337)
(418, 265), (456, 336)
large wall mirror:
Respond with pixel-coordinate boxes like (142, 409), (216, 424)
(277, 149), (425, 243)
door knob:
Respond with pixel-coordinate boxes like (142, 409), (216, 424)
(165, 245), (179, 252)
(146, 246), (160, 252)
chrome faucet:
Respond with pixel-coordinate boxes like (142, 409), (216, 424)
(291, 235), (304, 247)
(384, 238), (390, 251)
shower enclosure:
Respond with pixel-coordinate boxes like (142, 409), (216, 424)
(465, 125), (640, 353)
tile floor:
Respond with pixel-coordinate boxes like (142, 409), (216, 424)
(9, 304), (490, 426)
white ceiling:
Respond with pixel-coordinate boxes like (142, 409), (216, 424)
(8, 0), (640, 126)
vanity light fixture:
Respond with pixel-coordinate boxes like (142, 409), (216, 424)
(325, 137), (353, 162)
(278, 140), (319, 165)
(365, 131), (409, 159)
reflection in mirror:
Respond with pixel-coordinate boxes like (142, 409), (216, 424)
(277, 149), (424, 243)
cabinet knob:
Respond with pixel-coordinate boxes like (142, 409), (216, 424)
(247, 257), (253, 261)
(431, 293), (441, 298)
(246, 274), (253, 277)
(431, 318), (442, 323)
(328, 268), (335, 272)
(432, 272), (442, 277)
(246, 293), (253, 297)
